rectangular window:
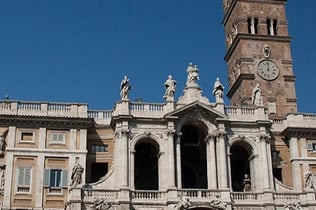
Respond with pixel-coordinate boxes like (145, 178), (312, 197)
(20, 132), (34, 142)
(307, 140), (316, 151)
(92, 144), (108, 153)
(44, 169), (68, 189)
(49, 133), (65, 144)
(17, 167), (31, 193)
(50, 169), (62, 187)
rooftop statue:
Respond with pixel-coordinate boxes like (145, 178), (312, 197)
(186, 62), (199, 86)
(163, 75), (176, 101)
(212, 77), (224, 103)
(120, 75), (131, 100)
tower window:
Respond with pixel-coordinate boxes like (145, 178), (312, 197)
(248, 17), (258, 34)
(273, 19), (278, 35)
(267, 18), (277, 36)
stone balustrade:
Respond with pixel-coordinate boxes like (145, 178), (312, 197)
(0, 100), (88, 118)
(132, 190), (165, 200)
(225, 106), (267, 121)
(178, 189), (220, 199)
(271, 113), (316, 133)
(80, 189), (315, 206)
(82, 189), (118, 201)
(88, 110), (113, 124)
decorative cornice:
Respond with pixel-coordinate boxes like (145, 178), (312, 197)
(0, 114), (93, 129)
(224, 34), (291, 62)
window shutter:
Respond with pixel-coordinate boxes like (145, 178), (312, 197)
(44, 169), (50, 187)
(24, 168), (31, 186)
(18, 168), (24, 185)
(62, 170), (68, 187)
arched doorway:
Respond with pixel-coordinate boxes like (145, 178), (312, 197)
(134, 140), (159, 190)
(230, 143), (252, 191)
(180, 123), (207, 189)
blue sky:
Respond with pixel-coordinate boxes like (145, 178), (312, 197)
(0, 1), (315, 113)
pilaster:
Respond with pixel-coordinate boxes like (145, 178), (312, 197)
(206, 133), (217, 189)
(176, 132), (182, 188)
(289, 136), (302, 191)
(216, 126), (228, 189)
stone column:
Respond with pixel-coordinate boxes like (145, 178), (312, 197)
(289, 136), (302, 191)
(206, 133), (217, 189)
(259, 134), (271, 190)
(117, 128), (130, 188)
(130, 150), (135, 189)
(176, 132), (182, 188)
(216, 130), (228, 189)
(167, 129), (176, 188)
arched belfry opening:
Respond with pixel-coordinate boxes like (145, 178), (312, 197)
(230, 142), (253, 192)
(134, 139), (159, 190)
(180, 122), (207, 189)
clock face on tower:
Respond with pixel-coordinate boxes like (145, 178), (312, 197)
(257, 60), (279, 80)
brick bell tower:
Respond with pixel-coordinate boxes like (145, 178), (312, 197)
(222, 0), (297, 118)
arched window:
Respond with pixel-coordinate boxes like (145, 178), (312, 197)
(180, 123), (207, 189)
(134, 140), (159, 190)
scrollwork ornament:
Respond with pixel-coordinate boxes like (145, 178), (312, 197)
(283, 201), (302, 210)
(209, 194), (227, 210)
(174, 195), (191, 210)
(90, 197), (112, 210)
(166, 128), (176, 137)
(205, 133), (217, 143)
(259, 133), (270, 143)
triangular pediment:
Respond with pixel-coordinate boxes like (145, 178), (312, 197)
(165, 101), (227, 121)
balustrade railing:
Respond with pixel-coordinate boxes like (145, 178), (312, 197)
(273, 192), (300, 201)
(231, 192), (262, 201)
(83, 189), (118, 200)
(178, 189), (220, 199)
(132, 190), (165, 200)
(0, 100), (87, 117)
(130, 102), (164, 113)
(225, 106), (264, 120)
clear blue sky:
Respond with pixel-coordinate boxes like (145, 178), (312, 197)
(0, 1), (315, 113)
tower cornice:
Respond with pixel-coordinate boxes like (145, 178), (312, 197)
(224, 34), (291, 62)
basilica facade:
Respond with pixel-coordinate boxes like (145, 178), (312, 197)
(0, 0), (315, 209)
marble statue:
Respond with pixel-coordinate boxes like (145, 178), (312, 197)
(120, 75), (131, 100)
(163, 75), (176, 100)
(186, 63), (199, 85)
(242, 174), (251, 192)
(252, 83), (262, 106)
(212, 77), (224, 103)
(304, 169), (315, 190)
(70, 162), (84, 188)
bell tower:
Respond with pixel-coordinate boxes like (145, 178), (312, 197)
(222, 0), (297, 118)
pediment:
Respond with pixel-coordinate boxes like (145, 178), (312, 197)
(165, 101), (227, 121)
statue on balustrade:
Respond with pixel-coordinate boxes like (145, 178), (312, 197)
(70, 162), (84, 188)
(212, 77), (224, 103)
(252, 83), (263, 106)
(186, 63), (199, 86)
(120, 75), (131, 100)
(163, 75), (176, 100)
(242, 174), (251, 192)
(304, 169), (315, 190)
